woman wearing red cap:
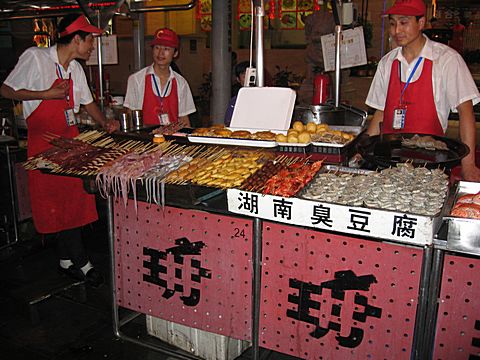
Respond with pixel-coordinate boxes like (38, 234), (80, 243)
(364, 0), (480, 181)
(124, 28), (196, 127)
(0, 14), (118, 287)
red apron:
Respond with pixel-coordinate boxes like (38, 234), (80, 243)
(383, 58), (444, 136)
(27, 77), (98, 234)
(142, 74), (179, 126)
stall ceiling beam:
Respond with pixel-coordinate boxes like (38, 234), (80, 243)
(0, 0), (197, 20)
(127, 0), (196, 13)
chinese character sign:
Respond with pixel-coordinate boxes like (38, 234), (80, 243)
(114, 202), (253, 340)
(143, 237), (212, 306)
(287, 270), (382, 348)
(227, 189), (433, 246)
(260, 220), (422, 358)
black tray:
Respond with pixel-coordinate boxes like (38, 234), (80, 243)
(277, 143), (312, 153)
(363, 133), (469, 169)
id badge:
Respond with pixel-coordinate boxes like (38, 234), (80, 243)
(158, 112), (171, 126)
(392, 107), (407, 130)
(64, 108), (77, 126)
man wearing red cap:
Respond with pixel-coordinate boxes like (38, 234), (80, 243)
(365, 0), (480, 181)
(0, 13), (118, 287)
(124, 28), (196, 127)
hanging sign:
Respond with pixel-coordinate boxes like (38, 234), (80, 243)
(321, 26), (368, 72)
(197, 0), (212, 32)
(86, 35), (118, 65)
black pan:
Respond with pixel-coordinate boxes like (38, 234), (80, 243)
(362, 133), (469, 169)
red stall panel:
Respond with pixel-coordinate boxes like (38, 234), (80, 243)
(260, 221), (423, 359)
(433, 254), (480, 360)
(114, 200), (252, 340)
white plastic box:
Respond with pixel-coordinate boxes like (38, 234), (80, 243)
(146, 316), (251, 360)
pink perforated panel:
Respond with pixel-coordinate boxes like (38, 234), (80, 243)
(433, 254), (480, 360)
(260, 221), (423, 359)
(114, 199), (252, 340)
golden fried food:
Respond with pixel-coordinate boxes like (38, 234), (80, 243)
(298, 132), (311, 144)
(231, 130), (252, 139)
(287, 134), (299, 143)
(192, 127), (210, 135)
(254, 131), (276, 140)
(316, 123), (329, 132)
(306, 122), (317, 133)
(152, 134), (165, 143)
(292, 121), (304, 132)
(213, 128), (232, 137)
(276, 133), (288, 142)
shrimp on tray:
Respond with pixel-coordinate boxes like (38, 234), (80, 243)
(450, 191), (480, 219)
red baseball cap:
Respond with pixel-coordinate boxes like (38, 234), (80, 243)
(59, 15), (104, 37)
(384, 0), (426, 16)
(150, 28), (179, 49)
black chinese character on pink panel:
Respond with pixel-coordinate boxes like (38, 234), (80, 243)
(311, 204), (333, 227)
(286, 270), (382, 348)
(391, 214), (418, 238)
(238, 192), (259, 214)
(470, 320), (480, 359)
(143, 237), (211, 306)
(347, 209), (371, 233)
(273, 198), (293, 220)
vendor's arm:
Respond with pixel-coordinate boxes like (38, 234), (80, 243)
(178, 115), (191, 128)
(458, 100), (480, 181)
(366, 110), (384, 136)
(0, 81), (69, 101)
(176, 74), (195, 127)
(83, 101), (119, 133)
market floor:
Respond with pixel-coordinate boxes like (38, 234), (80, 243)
(0, 202), (298, 360)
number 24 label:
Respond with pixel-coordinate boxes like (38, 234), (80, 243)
(233, 228), (245, 238)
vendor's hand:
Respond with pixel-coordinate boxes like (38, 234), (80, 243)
(462, 164), (480, 182)
(348, 153), (364, 168)
(104, 119), (119, 133)
(46, 80), (69, 100)
(354, 132), (374, 156)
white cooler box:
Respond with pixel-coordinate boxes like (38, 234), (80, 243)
(146, 316), (251, 360)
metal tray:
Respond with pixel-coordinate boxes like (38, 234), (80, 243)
(188, 127), (279, 148)
(319, 164), (373, 175)
(300, 164), (449, 218)
(187, 135), (277, 148)
(311, 126), (363, 148)
(363, 133), (469, 169)
(441, 181), (480, 256)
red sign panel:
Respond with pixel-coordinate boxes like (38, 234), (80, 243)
(260, 221), (423, 358)
(114, 200), (252, 340)
(433, 254), (480, 359)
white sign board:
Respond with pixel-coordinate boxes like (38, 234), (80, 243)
(227, 189), (437, 246)
(321, 26), (367, 72)
(230, 87), (296, 131)
(86, 35), (118, 65)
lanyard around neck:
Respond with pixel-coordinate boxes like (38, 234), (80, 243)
(56, 64), (71, 105)
(399, 57), (423, 103)
(151, 74), (171, 98)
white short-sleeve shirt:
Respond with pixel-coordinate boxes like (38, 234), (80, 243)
(124, 64), (196, 117)
(3, 45), (94, 119)
(366, 35), (480, 132)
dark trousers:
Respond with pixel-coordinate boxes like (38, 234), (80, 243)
(56, 227), (88, 268)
